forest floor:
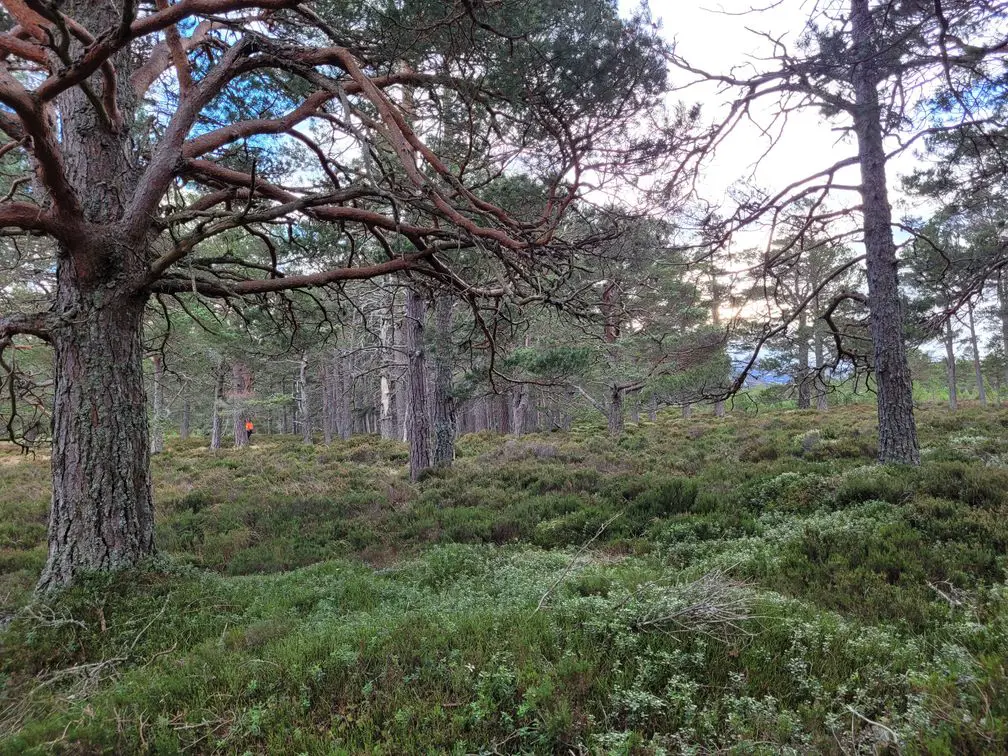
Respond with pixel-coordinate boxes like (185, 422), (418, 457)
(1, 403), (1008, 753)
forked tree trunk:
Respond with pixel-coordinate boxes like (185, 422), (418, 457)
(38, 292), (155, 592)
(37, 0), (156, 591)
(405, 288), (431, 480)
(851, 0), (919, 464)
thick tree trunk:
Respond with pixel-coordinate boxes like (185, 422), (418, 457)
(967, 303), (987, 406)
(851, 0), (919, 464)
(405, 288), (431, 480)
(38, 0), (155, 591)
(151, 353), (165, 454)
(39, 292), (155, 592)
(431, 296), (456, 467)
(649, 394), (659, 422)
(511, 385), (529, 438)
(681, 403), (692, 419)
(945, 317), (958, 411)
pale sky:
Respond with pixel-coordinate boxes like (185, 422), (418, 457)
(626, 0), (926, 228)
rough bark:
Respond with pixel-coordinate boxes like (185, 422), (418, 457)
(431, 296), (456, 467)
(850, 0), (920, 464)
(681, 403), (693, 419)
(967, 303), (987, 406)
(37, 1), (154, 591)
(945, 317), (958, 411)
(39, 270), (154, 592)
(404, 288), (431, 480)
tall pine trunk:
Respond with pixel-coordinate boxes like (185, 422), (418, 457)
(813, 314), (828, 411)
(37, 1), (156, 590)
(431, 296), (456, 467)
(945, 317), (958, 411)
(967, 303), (987, 406)
(210, 366), (225, 449)
(796, 311), (812, 409)
(999, 272), (1008, 395)
(405, 288), (431, 480)
(607, 387), (624, 436)
(180, 395), (191, 441)
(851, 0), (919, 464)
(151, 353), (166, 453)
(297, 352), (313, 444)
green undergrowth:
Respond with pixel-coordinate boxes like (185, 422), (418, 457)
(1, 403), (1008, 752)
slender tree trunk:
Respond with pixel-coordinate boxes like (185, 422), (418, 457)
(321, 356), (334, 445)
(210, 367), (225, 450)
(607, 387), (624, 436)
(431, 296), (456, 467)
(405, 288), (431, 480)
(796, 311), (812, 409)
(681, 403), (692, 419)
(379, 296), (396, 439)
(231, 364), (252, 448)
(649, 394), (658, 422)
(999, 272), (1008, 395)
(814, 315), (828, 411)
(180, 395), (191, 441)
(945, 317), (958, 411)
(151, 353), (165, 454)
(967, 303), (987, 406)
(851, 0), (919, 464)
(39, 288), (154, 591)
(297, 352), (312, 444)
